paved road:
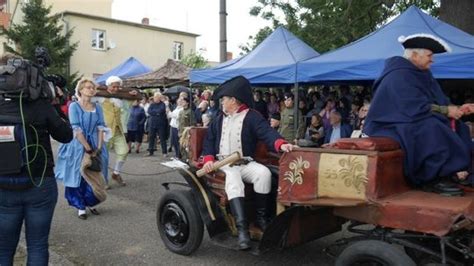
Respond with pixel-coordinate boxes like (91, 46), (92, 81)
(41, 141), (341, 265)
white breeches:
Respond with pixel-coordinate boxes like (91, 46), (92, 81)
(221, 161), (272, 200)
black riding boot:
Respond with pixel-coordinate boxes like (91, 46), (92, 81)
(229, 197), (251, 250)
(254, 193), (270, 231)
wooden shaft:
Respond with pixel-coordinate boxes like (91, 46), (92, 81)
(196, 152), (241, 177)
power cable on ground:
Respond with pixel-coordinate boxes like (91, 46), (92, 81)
(106, 166), (180, 177)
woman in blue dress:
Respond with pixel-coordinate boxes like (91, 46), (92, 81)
(56, 78), (109, 219)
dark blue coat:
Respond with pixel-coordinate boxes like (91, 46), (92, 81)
(147, 102), (168, 129)
(323, 123), (353, 144)
(127, 105), (146, 131)
(201, 109), (282, 158)
(364, 56), (471, 185)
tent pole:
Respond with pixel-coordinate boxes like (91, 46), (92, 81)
(189, 88), (194, 127)
(294, 82), (299, 144)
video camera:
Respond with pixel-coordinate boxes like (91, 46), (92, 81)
(0, 47), (62, 101)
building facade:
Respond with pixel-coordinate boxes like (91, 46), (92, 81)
(1, 0), (198, 78)
(61, 11), (198, 78)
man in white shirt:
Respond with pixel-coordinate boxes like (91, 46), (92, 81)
(166, 97), (184, 158)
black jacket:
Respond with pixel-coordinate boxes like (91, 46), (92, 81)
(202, 109), (282, 158)
(0, 98), (73, 178)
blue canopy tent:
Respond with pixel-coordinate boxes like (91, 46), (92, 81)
(190, 26), (319, 86)
(297, 6), (474, 84)
(95, 57), (152, 85)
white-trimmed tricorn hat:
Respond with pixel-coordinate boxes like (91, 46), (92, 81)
(398, 33), (452, 54)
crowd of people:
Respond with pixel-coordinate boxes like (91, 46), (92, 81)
(122, 83), (374, 157)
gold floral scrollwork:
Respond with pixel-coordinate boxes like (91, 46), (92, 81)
(283, 156), (310, 186)
(318, 154), (369, 200)
(338, 156), (369, 193)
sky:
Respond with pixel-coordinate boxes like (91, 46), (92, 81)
(112, 0), (271, 63)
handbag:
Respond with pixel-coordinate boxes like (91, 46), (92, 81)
(87, 151), (102, 172)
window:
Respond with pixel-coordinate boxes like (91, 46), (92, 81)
(173, 42), (183, 60)
(91, 29), (106, 50)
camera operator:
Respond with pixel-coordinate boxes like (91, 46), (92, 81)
(0, 53), (73, 265)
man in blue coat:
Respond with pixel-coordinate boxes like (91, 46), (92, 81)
(323, 109), (353, 144)
(146, 92), (169, 157)
(364, 33), (473, 194)
(201, 76), (295, 250)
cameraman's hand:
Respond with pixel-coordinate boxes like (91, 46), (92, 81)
(56, 86), (64, 97)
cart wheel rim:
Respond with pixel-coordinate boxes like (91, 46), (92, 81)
(160, 201), (190, 247)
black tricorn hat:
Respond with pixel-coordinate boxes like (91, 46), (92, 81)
(213, 76), (254, 108)
(398, 33), (451, 54)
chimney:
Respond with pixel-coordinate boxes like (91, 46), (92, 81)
(141, 17), (149, 25)
(226, 52), (233, 61)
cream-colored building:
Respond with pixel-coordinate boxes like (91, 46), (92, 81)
(61, 11), (198, 78)
(4, 0), (113, 25)
(1, 0), (199, 78)
(46, 0), (113, 18)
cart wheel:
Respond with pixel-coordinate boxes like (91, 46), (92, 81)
(157, 189), (204, 255)
(335, 240), (416, 266)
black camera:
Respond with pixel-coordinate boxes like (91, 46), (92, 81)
(0, 47), (58, 101)
(34, 46), (51, 69)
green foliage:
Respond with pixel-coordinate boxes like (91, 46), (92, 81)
(0, 0), (78, 92)
(181, 52), (209, 69)
(244, 0), (439, 54)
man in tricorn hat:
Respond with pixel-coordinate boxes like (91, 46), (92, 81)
(201, 76), (295, 250)
(364, 33), (474, 195)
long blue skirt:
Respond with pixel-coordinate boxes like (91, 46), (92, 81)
(65, 178), (100, 210)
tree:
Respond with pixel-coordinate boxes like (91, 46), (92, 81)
(0, 0), (78, 90)
(181, 52), (209, 69)
(244, 0), (439, 53)
(439, 0), (474, 34)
